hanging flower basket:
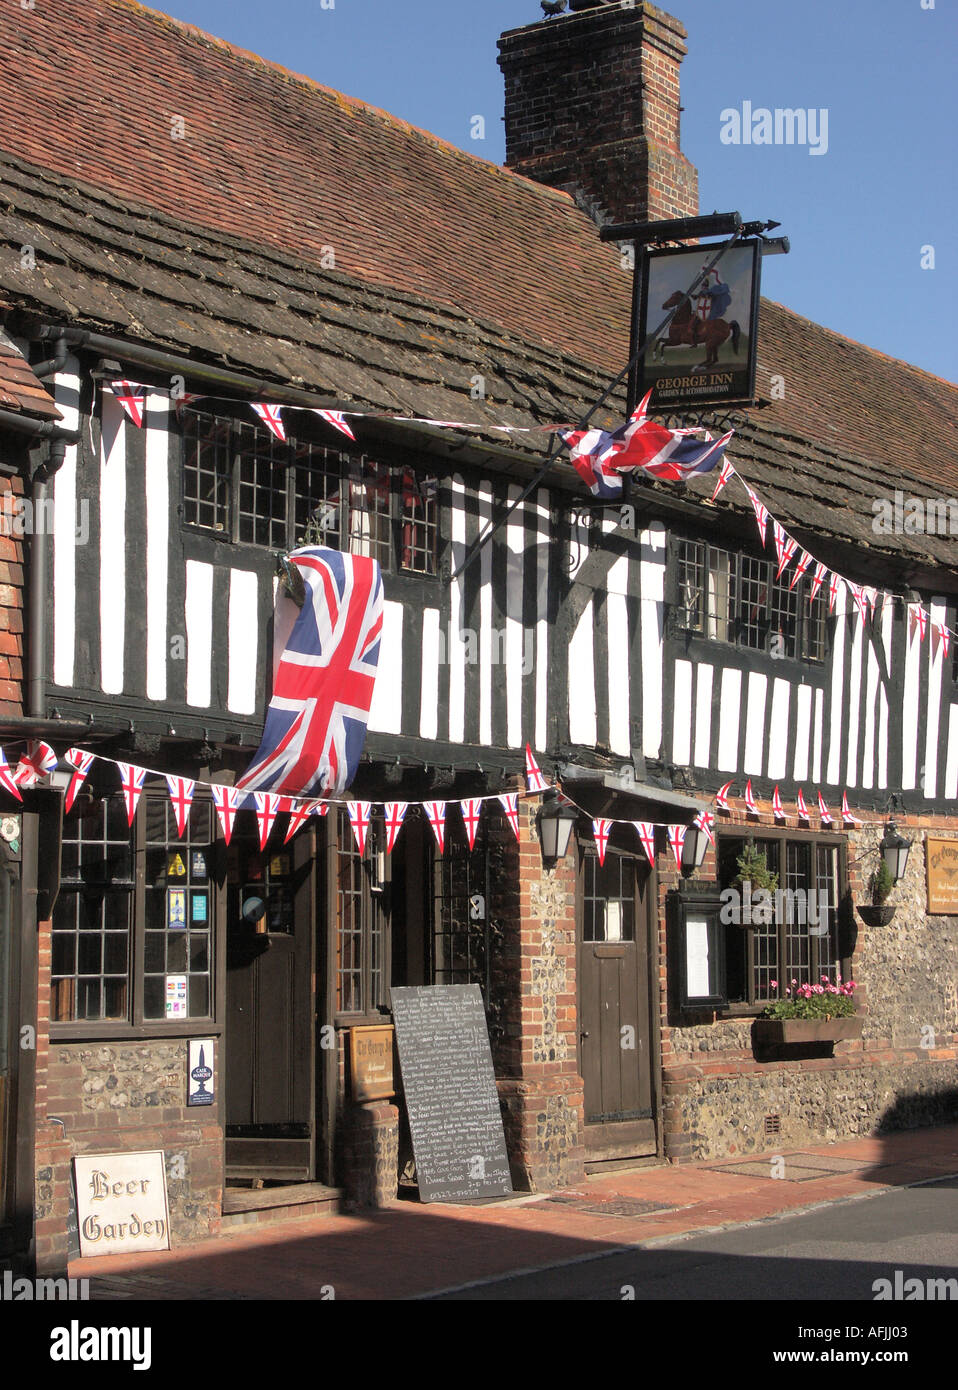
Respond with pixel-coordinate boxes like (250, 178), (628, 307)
(754, 1016), (862, 1046)
(856, 904), (896, 927)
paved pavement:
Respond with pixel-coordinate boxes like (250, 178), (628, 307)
(71, 1124), (958, 1301)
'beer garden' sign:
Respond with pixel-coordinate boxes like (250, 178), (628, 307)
(73, 1151), (171, 1257)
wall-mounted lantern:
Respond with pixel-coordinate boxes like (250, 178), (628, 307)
(537, 794), (577, 867)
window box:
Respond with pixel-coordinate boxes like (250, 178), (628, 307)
(753, 1015), (862, 1046)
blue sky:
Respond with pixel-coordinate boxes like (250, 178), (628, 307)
(160, 0), (955, 383)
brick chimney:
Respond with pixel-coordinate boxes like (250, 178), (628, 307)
(498, 1), (698, 227)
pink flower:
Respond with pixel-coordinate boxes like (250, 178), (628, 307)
(770, 980), (778, 989)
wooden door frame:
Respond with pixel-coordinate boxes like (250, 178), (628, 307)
(575, 838), (662, 1156)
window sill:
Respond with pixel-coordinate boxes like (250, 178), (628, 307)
(50, 1022), (222, 1042)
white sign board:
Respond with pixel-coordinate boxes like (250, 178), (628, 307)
(73, 1151), (171, 1257)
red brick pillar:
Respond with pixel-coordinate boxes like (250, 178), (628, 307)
(495, 797), (584, 1192)
(33, 917), (71, 1275)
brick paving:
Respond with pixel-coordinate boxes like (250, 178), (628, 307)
(72, 1124), (958, 1301)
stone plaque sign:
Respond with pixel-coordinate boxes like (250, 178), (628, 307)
(349, 1025), (395, 1102)
(926, 836), (958, 914)
(391, 985), (512, 1204)
(73, 1151), (170, 1257)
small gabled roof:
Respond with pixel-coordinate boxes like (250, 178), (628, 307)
(0, 330), (61, 422)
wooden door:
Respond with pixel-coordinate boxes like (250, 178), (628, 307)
(577, 848), (656, 1160)
(225, 825), (316, 1180)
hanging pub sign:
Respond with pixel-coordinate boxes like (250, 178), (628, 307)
(637, 240), (762, 410)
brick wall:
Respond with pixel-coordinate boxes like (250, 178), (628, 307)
(498, 2), (698, 226)
(658, 800), (958, 1164)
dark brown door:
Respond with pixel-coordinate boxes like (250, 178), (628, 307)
(577, 848), (656, 1160)
(225, 825), (316, 1180)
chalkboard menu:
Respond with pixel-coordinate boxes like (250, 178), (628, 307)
(391, 985), (513, 1203)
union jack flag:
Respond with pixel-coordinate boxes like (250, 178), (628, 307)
(633, 821), (656, 865)
(710, 457), (735, 502)
(14, 739), (58, 787)
(772, 522), (797, 580)
(498, 793), (520, 841)
(109, 380), (147, 428)
(796, 787), (810, 820)
(314, 409), (356, 442)
(715, 781), (733, 812)
(841, 791), (860, 826)
(253, 792), (282, 849)
(817, 791), (832, 826)
(908, 603), (928, 645)
(283, 798), (317, 844)
(384, 801), (407, 853)
(828, 572), (843, 614)
(788, 550), (812, 592)
(423, 801), (447, 855)
(251, 402), (286, 441)
(744, 779), (758, 815)
(932, 620), (951, 661)
(863, 586), (880, 619)
(211, 785), (242, 845)
(165, 775), (195, 838)
(0, 749), (23, 802)
(667, 824), (687, 870)
(847, 581), (867, 625)
(235, 548), (383, 799)
(744, 486), (769, 543)
(347, 801), (371, 856)
(64, 748), (95, 812)
(116, 762), (147, 826)
(460, 799), (483, 851)
(809, 562), (828, 603)
(525, 744), (550, 794)
(593, 818), (612, 866)
(692, 810), (715, 846)
(615, 417), (734, 485)
(772, 785), (786, 821)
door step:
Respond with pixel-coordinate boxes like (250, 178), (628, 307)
(221, 1182), (341, 1230)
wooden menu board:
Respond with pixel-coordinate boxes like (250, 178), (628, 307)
(926, 837), (958, 914)
(390, 985), (513, 1204)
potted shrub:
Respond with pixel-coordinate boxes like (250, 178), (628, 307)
(753, 978), (862, 1045)
(857, 858), (896, 927)
(732, 840), (779, 928)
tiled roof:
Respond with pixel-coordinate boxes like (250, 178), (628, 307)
(0, 0), (954, 576)
(0, 330), (60, 421)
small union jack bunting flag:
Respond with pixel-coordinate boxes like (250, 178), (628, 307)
(809, 562), (828, 603)
(423, 801), (447, 854)
(715, 780), (733, 812)
(593, 818), (612, 867)
(460, 799), (483, 851)
(817, 791), (832, 826)
(744, 486), (769, 543)
(310, 800), (330, 817)
(667, 824), (687, 870)
(283, 798), (314, 844)
(863, 586), (880, 619)
(347, 801), (372, 856)
(314, 409), (357, 442)
(772, 522), (797, 580)
(251, 403), (286, 441)
(109, 380), (147, 428)
(14, 739), (58, 787)
(498, 793), (520, 841)
(172, 391), (205, 417)
(796, 787), (810, 820)
(828, 572), (844, 614)
(692, 810), (715, 846)
(772, 785), (786, 821)
(525, 744), (550, 794)
(710, 457), (735, 502)
(841, 791), (860, 826)
(932, 620), (951, 661)
(211, 785), (242, 845)
(847, 581), (867, 625)
(116, 762), (147, 827)
(908, 603), (928, 645)
(65, 748), (95, 812)
(165, 775), (195, 838)
(633, 821), (656, 865)
(254, 792), (282, 850)
(383, 802), (407, 853)
(744, 779), (758, 815)
(788, 550), (812, 592)
(0, 749), (23, 802)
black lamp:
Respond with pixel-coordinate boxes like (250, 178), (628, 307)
(881, 821), (912, 883)
(681, 821), (711, 873)
(538, 794), (577, 866)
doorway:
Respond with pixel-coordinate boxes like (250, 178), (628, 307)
(577, 846), (657, 1162)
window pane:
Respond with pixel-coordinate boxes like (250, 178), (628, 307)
(182, 410), (231, 532)
(236, 420), (289, 548)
